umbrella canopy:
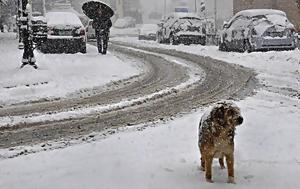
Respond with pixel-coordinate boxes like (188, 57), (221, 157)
(82, 0), (114, 19)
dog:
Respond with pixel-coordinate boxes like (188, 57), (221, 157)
(198, 101), (243, 183)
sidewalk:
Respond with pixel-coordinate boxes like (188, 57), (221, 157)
(0, 33), (141, 106)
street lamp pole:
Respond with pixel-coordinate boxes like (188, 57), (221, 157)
(194, 0), (197, 13)
(19, 0), (37, 69)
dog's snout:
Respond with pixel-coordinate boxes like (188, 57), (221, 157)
(237, 116), (243, 125)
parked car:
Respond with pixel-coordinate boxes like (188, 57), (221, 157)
(41, 12), (87, 53)
(138, 24), (158, 41)
(156, 13), (206, 45)
(113, 17), (136, 29)
(85, 20), (96, 41)
(219, 9), (297, 52)
(31, 12), (47, 46)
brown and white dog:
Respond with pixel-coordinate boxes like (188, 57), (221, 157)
(198, 101), (243, 184)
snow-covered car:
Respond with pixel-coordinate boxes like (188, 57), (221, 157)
(31, 13), (47, 45)
(219, 9), (297, 52)
(138, 24), (158, 41)
(156, 13), (206, 45)
(41, 12), (87, 54)
(114, 17), (136, 29)
(85, 20), (96, 41)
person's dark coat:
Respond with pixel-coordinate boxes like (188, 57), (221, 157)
(92, 17), (112, 32)
(93, 17), (112, 54)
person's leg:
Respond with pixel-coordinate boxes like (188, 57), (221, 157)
(102, 32), (109, 55)
(95, 30), (102, 53)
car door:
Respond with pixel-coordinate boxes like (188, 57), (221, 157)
(163, 16), (175, 39)
(227, 16), (250, 50)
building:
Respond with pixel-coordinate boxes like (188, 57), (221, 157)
(111, 0), (142, 23)
(204, 0), (234, 32)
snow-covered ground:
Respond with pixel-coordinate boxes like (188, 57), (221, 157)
(0, 33), (141, 106)
(0, 36), (299, 189)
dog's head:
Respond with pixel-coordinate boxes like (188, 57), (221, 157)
(211, 101), (243, 128)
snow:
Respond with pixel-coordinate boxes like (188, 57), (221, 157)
(139, 24), (158, 35)
(0, 33), (141, 106)
(0, 34), (300, 188)
(0, 49), (205, 126)
(234, 9), (286, 19)
(46, 12), (84, 28)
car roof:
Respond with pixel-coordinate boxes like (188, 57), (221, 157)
(46, 12), (83, 27)
(235, 9), (286, 18)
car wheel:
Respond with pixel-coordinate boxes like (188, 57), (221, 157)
(200, 37), (206, 46)
(80, 44), (87, 54)
(170, 34), (179, 45)
(219, 42), (228, 51)
(157, 34), (162, 43)
(243, 40), (252, 53)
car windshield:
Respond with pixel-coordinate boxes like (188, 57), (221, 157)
(251, 14), (288, 26)
(175, 17), (202, 28)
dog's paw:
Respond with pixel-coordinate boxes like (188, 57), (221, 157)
(206, 178), (214, 183)
(200, 166), (205, 171)
(227, 177), (236, 184)
(220, 165), (226, 169)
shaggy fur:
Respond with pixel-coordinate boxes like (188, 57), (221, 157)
(198, 101), (243, 183)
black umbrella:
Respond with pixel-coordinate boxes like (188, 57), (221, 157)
(82, 0), (114, 19)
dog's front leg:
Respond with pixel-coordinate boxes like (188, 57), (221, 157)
(225, 153), (235, 184)
(205, 155), (214, 183)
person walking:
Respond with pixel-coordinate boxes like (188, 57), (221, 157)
(93, 8), (112, 55)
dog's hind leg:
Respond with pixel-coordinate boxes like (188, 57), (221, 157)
(200, 157), (205, 171)
(219, 156), (225, 169)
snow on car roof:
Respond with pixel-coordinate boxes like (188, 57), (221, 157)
(46, 12), (83, 28)
(235, 9), (286, 18)
(32, 16), (46, 23)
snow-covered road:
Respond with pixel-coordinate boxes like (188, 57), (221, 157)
(0, 33), (141, 106)
(0, 35), (299, 189)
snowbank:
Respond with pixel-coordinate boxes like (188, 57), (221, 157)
(0, 33), (141, 105)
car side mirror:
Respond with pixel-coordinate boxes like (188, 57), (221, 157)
(223, 21), (229, 29)
(157, 23), (163, 27)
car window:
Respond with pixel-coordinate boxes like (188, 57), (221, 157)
(229, 16), (250, 30)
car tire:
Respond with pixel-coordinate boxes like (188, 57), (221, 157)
(170, 34), (179, 45)
(243, 40), (253, 53)
(80, 44), (87, 54)
(219, 42), (228, 51)
(200, 37), (206, 46)
(157, 34), (163, 44)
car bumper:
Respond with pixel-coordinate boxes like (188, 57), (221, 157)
(41, 37), (86, 53)
(175, 34), (205, 44)
(251, 37), (297, 50)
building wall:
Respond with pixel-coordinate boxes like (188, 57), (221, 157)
(233, 0), (300, 30)
(205, 0), (234, 32)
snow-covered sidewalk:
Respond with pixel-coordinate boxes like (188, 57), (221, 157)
(0, 36), (299, 189)
(0, 33), (141, 106)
